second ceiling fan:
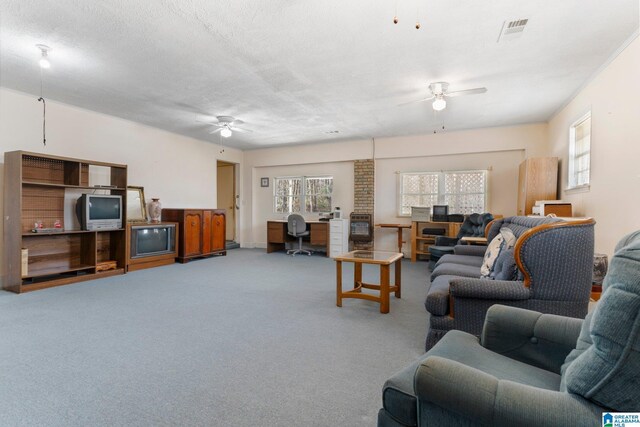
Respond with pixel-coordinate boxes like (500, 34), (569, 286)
(204, 116), (252, 138)
(402, 82), (487, 111)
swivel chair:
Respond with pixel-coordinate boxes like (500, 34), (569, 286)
(287, 214), (311, 256)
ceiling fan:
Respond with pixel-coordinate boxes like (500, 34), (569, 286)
(200, 116), (252, 138)
(401, 82), (487, 111)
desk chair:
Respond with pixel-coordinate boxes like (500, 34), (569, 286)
(287, 214), (312, 256)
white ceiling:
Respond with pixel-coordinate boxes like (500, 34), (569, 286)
(1, 1), (638, 150)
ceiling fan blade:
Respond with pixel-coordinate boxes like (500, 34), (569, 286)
(209, 128), (223, 134)
(397, 95), (435, 107)
(231, 127), (253, 134)
(231, 119), (245, 126)
(445, 87), (487, 97)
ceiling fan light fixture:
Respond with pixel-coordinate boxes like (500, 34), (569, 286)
(36, 44), (51, 69)
(432, 96), (446, 111)
(220, 127), (232, 138)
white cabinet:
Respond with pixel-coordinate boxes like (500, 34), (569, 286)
(329, 219), (349, 258)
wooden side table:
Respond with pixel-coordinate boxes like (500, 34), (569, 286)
(460, 236), (488, 245)
(334, 250), (403, 314)
(376, 223), (411, 254)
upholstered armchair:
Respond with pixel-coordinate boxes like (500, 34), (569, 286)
(378, 230), (640, 427)
(426, 216), (595, 350)
(428, 213), (494, 267)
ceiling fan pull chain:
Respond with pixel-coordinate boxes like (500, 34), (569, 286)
(37, 97), (46, 146)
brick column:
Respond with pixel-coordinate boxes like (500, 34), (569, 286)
(353, 159), (374, 250)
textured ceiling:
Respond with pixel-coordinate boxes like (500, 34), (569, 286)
(0, 0), (638, 149)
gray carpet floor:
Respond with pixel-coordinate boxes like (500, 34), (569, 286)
(0, 249), (431, 426)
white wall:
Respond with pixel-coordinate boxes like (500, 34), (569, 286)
(375, 150), (525, 252)
(242, 123), (548, 249)
(0, 87), (243, 276)
(548, 36), (640, 256)
(252, 161), (353, 247)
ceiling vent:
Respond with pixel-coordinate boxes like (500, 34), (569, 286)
(497, 18), (529, 42)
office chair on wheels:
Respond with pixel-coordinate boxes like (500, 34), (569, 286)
(287, 214), (312, 256)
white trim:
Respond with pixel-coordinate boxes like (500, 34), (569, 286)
(567, 110), (592, 190)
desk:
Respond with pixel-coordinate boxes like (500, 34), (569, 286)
(410, 221), (462, 263)
(377, 223), (411, 254)
(267, 220), (329, 255)
(335, 250), (402, 314)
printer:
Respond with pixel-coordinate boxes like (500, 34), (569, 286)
(532, 200), (573, 217)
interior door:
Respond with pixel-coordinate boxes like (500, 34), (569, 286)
(217, 161), (236, 241)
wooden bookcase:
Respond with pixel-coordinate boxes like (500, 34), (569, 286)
(517, 157), (558, 216)
(3, 151), (128, 293)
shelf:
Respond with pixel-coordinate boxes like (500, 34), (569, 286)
(22, 181), (126, 191)
(22, 229), (124, 237)
(22, 264), (95, 279)
(22, 230), (95, 237)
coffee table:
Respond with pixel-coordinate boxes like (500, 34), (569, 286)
(334, 250), (403, 314)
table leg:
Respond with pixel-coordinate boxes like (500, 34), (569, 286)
(336, 261), (342, 307)
(397, 228), (403, 254)
(395, 258), (402, 298)
(380, 264), (390, 313)
(354, 262), (362, 292)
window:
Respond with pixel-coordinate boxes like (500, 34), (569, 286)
(274, 176), (333, 213)
(568, 112), (591, 189)
(398, 170), (487, 216)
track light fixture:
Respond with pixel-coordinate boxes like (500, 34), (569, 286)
(36, 44), (51, 69)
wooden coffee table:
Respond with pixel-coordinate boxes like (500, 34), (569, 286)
(334, 250), (403, 314)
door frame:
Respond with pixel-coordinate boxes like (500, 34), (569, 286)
(217, 160), (238, 242)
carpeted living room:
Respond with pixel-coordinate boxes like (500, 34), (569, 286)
(1, 1), (640, 427)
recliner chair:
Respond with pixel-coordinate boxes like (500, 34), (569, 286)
(428, 212), (494, 269)
(287, 214), (312, 256)
(378, 229), (640, 427)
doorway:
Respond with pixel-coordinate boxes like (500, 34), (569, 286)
(217, 161), (238, 246)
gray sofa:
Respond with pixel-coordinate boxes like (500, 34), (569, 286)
(378, 230), (640, 427)
(425, 216), (595, 350)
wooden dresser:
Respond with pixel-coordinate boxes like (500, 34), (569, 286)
(162, 209), (226, 262)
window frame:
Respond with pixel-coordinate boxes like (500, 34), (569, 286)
(273, 175), (333, 214)
(567, 110), (592, 192)
(397, 170), (488, 217)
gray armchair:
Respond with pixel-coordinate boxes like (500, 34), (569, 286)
(426, 216), (595, 350)
(378, 229), (640, 426)
(428, 213), (494, 269)
(287, 214), (311, 256)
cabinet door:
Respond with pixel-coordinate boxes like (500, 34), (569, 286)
(184, 212), (202, 256)
(211, 212), (226, 251)
(202, 210), (212, 254)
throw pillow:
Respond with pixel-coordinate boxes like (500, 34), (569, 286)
(480, 227), (516, 278)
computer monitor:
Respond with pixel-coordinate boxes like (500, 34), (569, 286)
(432, 205), (449, 222)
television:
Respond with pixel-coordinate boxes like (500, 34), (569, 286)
(76, 194), (123, 231)
(130, 224), (176, 259)
(432, 205), (449, 222)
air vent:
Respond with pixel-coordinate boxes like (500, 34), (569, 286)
(497, 18), (529, 42)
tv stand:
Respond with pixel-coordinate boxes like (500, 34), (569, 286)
(3, 151), (128, 293)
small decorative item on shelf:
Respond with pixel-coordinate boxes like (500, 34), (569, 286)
(54, 219), (62, 228)
(149, 198), (162, 223)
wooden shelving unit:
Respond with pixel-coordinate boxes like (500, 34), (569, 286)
(410, 220), (462, 263)
(3, 151), (128, 293)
